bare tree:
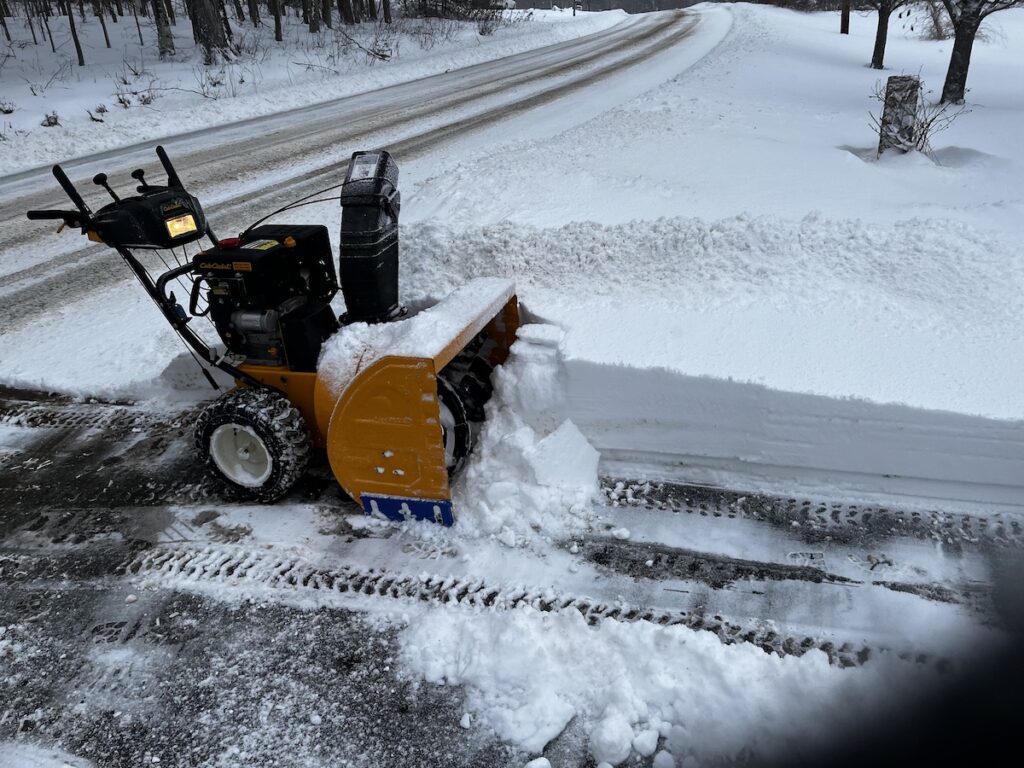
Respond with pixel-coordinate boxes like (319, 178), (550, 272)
(938, 0), (1024, 103)
(865, 0), (913, 69)
(190, 0), (231, 63)
(272, 0), (283, 41)
(153, 0), (176, 58)
(62, 0), (86, 65)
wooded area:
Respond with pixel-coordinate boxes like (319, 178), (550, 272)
(0, 0), (504, 65)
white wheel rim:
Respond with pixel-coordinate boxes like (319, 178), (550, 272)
(209, 424), (273, 487)
(439, 400), (457, 469)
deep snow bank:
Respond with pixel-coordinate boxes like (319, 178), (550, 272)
(400, 214), (1024, 421)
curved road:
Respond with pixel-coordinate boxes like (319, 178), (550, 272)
(0, 11), (698, 331)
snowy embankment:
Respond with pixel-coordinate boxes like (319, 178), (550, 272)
(0, 10), (625, 174)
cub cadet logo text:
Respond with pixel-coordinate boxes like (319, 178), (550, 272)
(198, 261), (253, 272)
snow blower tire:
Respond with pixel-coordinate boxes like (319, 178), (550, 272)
(194, 387), (311, 502)
(437, 375), (473, 477)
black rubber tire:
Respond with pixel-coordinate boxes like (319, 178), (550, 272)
(194, 387), (311, 502)
(437, 375), (473, 477)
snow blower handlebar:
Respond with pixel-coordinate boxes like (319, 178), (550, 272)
(25, 148), (260, 392)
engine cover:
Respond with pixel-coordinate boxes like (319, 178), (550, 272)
(193, 224), (339, 370)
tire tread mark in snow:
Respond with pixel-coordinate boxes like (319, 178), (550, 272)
(123, 543), (950, 670)
(603, 478), (1024, 549)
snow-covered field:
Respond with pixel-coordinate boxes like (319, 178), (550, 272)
(3, 4), (1024, 766)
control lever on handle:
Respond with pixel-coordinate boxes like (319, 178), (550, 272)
(51, 164), (92, 215)
(93, 172), (121, 202)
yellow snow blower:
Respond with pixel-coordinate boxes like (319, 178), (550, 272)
(27, 147), (519, 525)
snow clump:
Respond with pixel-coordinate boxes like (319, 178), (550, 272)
(451, 324), (600, 539)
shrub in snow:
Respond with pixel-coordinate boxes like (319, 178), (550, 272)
(39, 112), (59, 128)
(0, 100), (14, 115)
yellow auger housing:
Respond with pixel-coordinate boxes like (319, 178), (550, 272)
(239, 279), (519, 525)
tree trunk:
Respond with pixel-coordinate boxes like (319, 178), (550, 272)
(153, 0), (176, 57)
(338, 0), (354, 24)
(164, 0), (175, 24)
(231, 0), (244, 20)
(247, 0), (258, 26)
(0, 9), (10, 43)
(221, 1), (235, 41)
(366, 0), (376, 21)
(308, 0), (320, 32)
(192, 0), (229, 62)
(43, 12), (57, 53)
(382, 0), (391, 24)
(64, 0), (86, 65)
(95, 1), (112, 47)
(26, 3), (38, 45)
(322, 0), (332, 27)
(840, 0), (850, 34)
(870, 4), (891, 69)
(132, 1), (144, 44)
(272, 0), (282, 41)
(941, 13), (981, 103)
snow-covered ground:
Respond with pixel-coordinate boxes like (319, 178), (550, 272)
(3, 4), (1024, 766)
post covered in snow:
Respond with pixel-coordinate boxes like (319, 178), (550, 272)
(877, 75), (921, 155)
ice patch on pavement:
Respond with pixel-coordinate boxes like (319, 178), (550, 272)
(397, 606), (937, 765)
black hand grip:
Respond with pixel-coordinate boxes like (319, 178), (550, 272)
(156, 145), (183, 189)
(27, 209), (73, 220)
(52, 164), (91, 215)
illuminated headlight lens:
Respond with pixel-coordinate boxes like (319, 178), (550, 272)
(165, 213), (198, 239)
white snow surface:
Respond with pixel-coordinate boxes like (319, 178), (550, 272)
(398, 604), (936, 764)
(0, 741), (94, 768)
(317, 277), (515, 399)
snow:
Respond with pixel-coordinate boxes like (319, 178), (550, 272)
(3, 5), (1023, 765)
(450, 326), (600, 538)
(397, 602), (936, 765)
(0, 11), (627, 174)
(316, 277), (515, 399)
(0, 742), (94, 768)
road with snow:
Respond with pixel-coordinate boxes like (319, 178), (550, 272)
(0, 10), (695, 334)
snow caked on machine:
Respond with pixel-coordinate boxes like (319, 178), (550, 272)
(26, 147), (519, 525)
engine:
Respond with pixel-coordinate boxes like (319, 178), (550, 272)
(191, 224), (340, 371)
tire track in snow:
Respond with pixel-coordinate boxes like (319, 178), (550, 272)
(123, 541), (910, 669)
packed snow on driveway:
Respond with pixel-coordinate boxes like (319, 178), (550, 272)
(2, 3), (1023, 767)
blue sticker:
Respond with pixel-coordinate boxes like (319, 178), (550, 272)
(361, 494), (454, 527)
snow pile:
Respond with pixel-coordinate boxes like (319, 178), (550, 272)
(317, 277), (515, 399)
(402, 215), (1017, 326)
(0, 742), (94, 768)
(400, 213), (1024, 420)
(452, 324), (600, 539)
(398, 606), (933, 765)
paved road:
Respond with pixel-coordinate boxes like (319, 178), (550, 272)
(0, 11), (697, 333)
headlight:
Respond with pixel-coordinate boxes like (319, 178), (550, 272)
(165, 213), (198, 239)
